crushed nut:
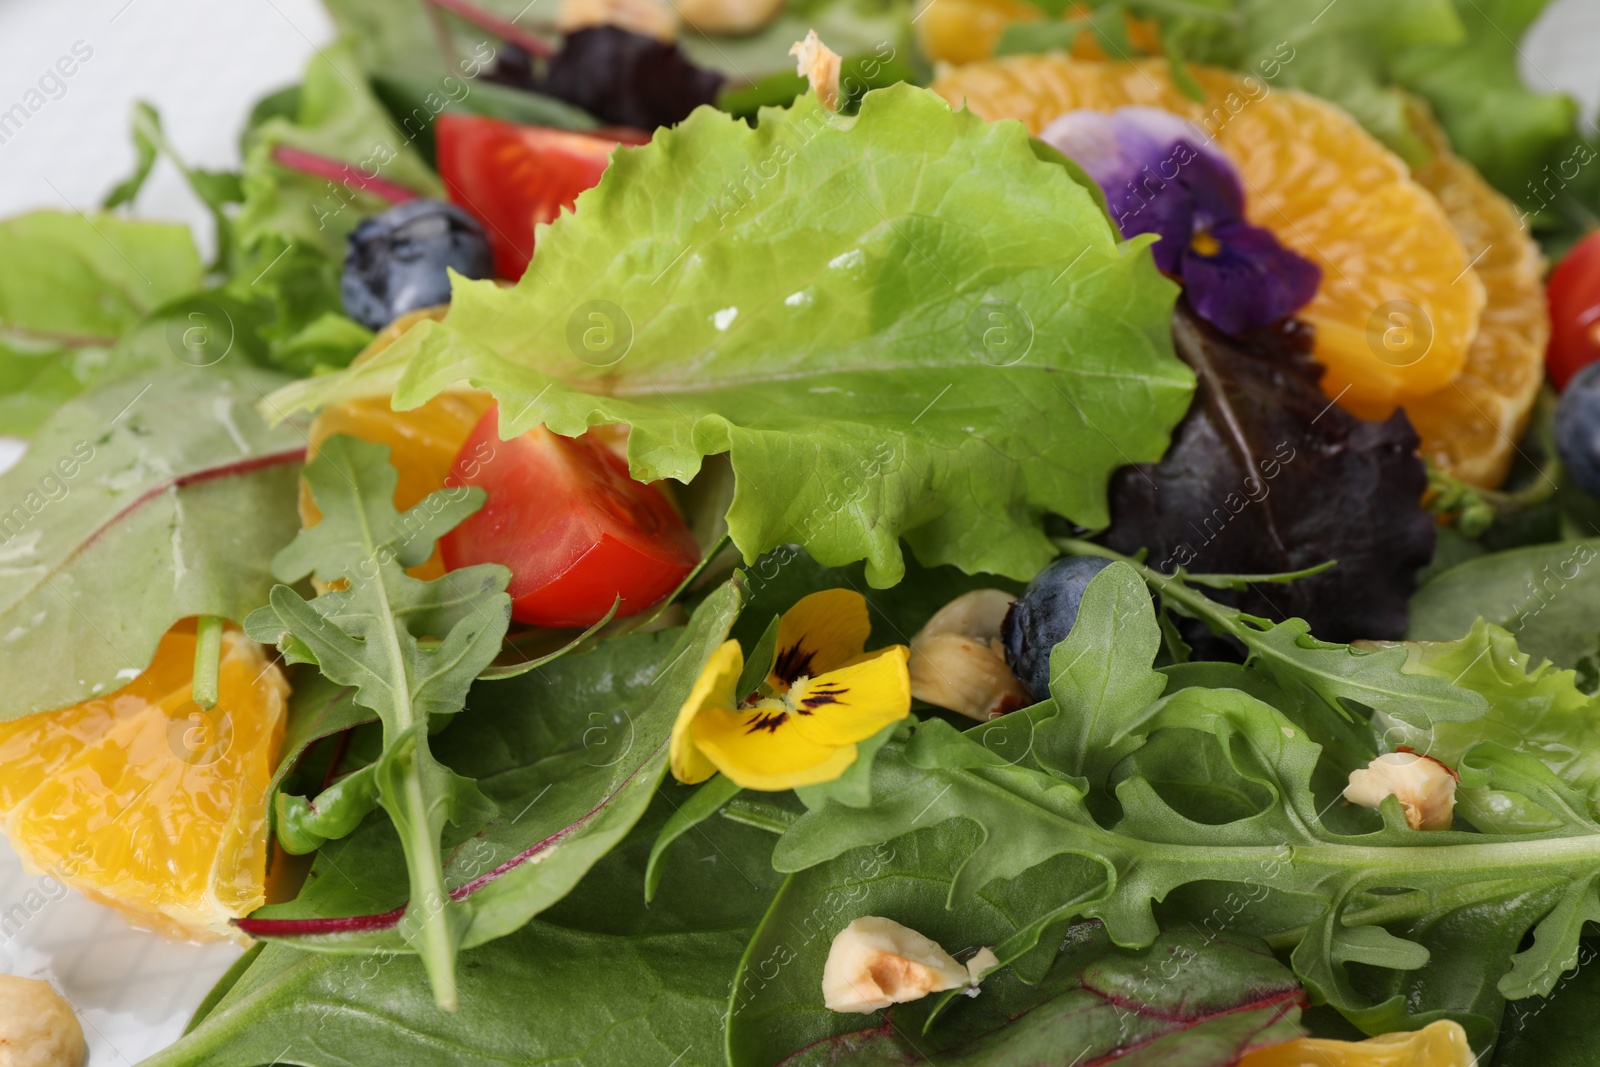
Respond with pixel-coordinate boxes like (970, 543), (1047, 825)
(909, 589), (1032, 721)
(822, 916), (969, 1013)
(965, 946), (1000, 983)
(1344, 751), (1458, 831)
(0, 976), (86, 1067)
(557, 0), (679, 41)
(789, 30), (842, 111)
(678, 0), (786, 36)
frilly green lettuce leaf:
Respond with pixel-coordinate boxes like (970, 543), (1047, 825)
(1375, 619), (1600, 834)
(268, 84), (1192, 586)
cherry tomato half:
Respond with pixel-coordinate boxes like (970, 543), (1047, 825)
(1547, 230), (1600, 390)
(440, 407), (701, 628)
(435, 114), (646, 280)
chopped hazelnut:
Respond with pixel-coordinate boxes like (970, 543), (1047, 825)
(0, 976), (86, 1067)
(821, 916), (969, 1013)
(1344, 751), (1457, 831)
(678, 0), (786, 36)
(909, 589), (1032, 721)
(789, 30), (842, 111)
(557, 0), (679, 41)
(965, 946), (1000, 982)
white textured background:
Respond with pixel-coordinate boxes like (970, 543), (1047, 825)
(0, 0), (1597, 1062)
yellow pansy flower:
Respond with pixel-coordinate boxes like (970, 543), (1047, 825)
(1238, 1020), (1474, 1067)
(669, 589), (911, 791)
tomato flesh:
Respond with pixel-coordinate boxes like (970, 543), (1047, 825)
(440, 407), (700, 628)
(1547, 230), (1600, 390)
(435, 114), (645, 280)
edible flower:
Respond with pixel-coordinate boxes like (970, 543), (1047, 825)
(1038, 107), (1320, 335)
(670, 589), (911, 790)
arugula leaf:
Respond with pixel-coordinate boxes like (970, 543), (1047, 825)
(0, 367), (304, 719)
(103, 102), (245, 270)
(152, 796), (785, 1067)
(1408, 539), (1600, 671)
(1375, 621), (1600, 833)
(241, 582), (746, 957)
(0, 211), (203, 434)
(244, 435), (512, 1009)
(271, 83), (1190, 587)
(1060, 543), (1488, 730)
(774, 564), (1600, 1045)
(728, 823), (1303, 1066)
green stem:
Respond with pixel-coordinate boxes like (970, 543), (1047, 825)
(720, 797), (799, 834)
(191, 615), (225, 711)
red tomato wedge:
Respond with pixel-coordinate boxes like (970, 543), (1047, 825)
(1547, 230), (1600, 390)
(435, 114), (645, 280)
(440, 407), (701, 628)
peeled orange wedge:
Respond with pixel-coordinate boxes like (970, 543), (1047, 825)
(0, 623), (289, 940)
(932, 57), (1486, 418)
(934, 56), (1545, 485)
(1238, 1020), (1475, 1067)
(301, 306), (493, 581)
(1402, 100), (1549, 487)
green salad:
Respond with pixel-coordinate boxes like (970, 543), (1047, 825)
(3, 0), (1600, 1064)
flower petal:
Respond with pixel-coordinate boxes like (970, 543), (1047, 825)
(1182, 221), (1322, 335)
(691, 706), (860, 790)
(785, 646), (912, 747)
(669, 639), (743, 785)
(772, 589), (872, 684)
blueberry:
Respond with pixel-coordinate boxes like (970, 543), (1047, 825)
(340, 199), (493, 331)
(1001, 555), (1113, 702)
(1557, 362), (1600, 499)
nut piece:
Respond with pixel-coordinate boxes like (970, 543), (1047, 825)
(1344, 751), (1457, 831)
(557, 0), (679, 41)
(965, 946), (1000, 983)
(822, 917), (969, 1013)
(789, 30), (842, 111)
(0, 976), (86, 1067)
(909, 590), (1032, 721)
(677, 0), (785, 36)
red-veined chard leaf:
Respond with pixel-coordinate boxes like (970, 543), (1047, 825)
(0, 366), (305, 720)
(147, 794), (786, 1067)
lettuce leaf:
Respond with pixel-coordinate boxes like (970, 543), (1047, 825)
(1376, 620), (1600, 834)
(271, 84), (1191, 586)
(0, 211), (203, 435)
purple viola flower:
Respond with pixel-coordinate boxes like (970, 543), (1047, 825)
(1038, 107), (1321, 336)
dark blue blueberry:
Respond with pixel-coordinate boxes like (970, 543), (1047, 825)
(1001, 555), (1113, 702)
(340, 199), (493, 331)
(1557, 362), (1600, 499)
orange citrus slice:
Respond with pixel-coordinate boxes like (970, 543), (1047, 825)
(0, 623), (289, 940)
(1238, 1020), (1475, 1066)
(1402, 99), (1549, 488)
(932, 56), (1486, 421)
(915, 0), (1159, 66)
(302, 307), (493, 580)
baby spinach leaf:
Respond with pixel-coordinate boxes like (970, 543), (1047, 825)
(241, 580), (746, 961)
(244, 435), (512, 1009)
(1376, 620), (1600, 834)
(152, 796), (784, 1067)
(272, 83), (1192, 588)
(0, 210), (203, 434)
(0, 367), (305, 719)
(1408, 539), (1600, 671)
(728, 822), (1302, 1066)
(775, 563), (1600, 1044)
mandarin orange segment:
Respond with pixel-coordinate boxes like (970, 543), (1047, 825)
(931, 56), (1486, 419)
(1402, 100), (1549, 488)
(301, 306), (493, 580)
(915, 0), (1158, 66)
(0, 624), (288, 940)
(1237, 1020), (1475, 1067)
